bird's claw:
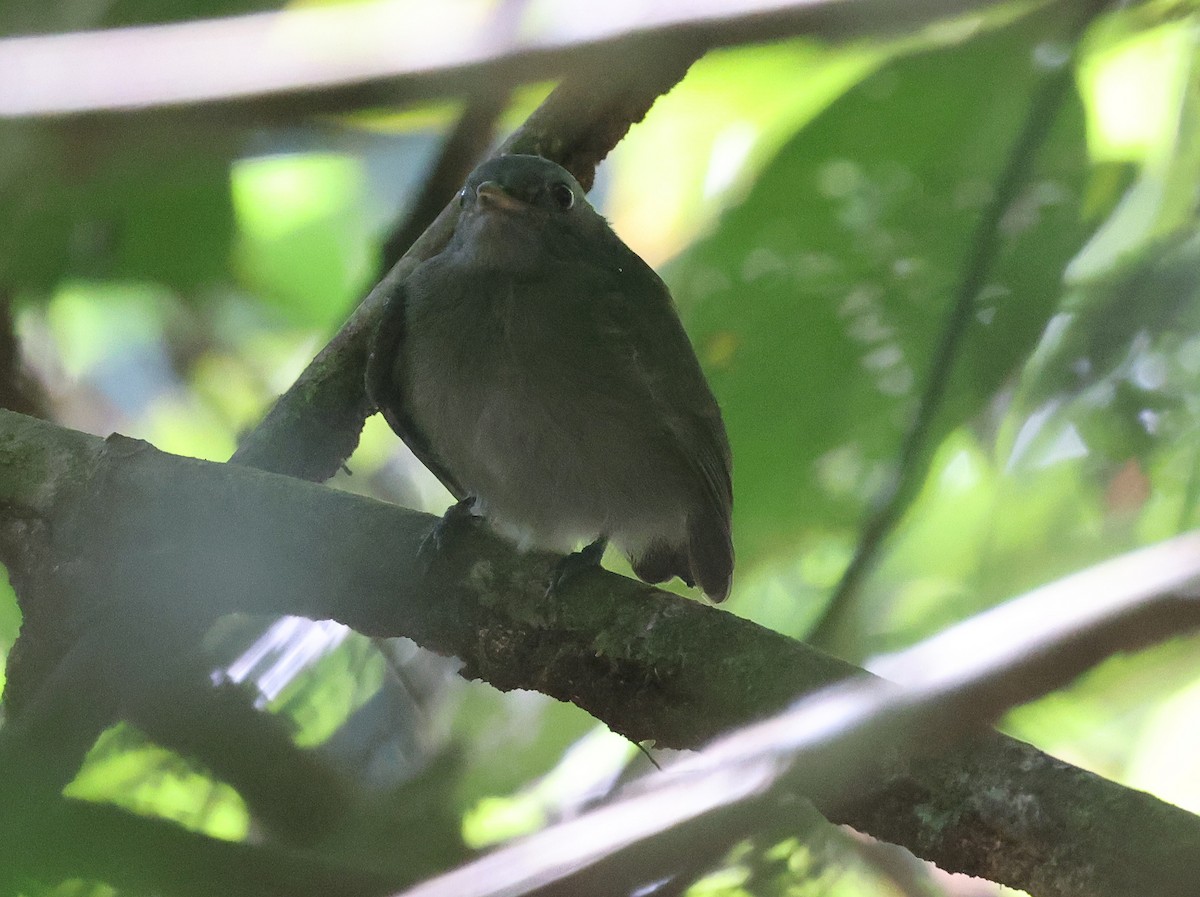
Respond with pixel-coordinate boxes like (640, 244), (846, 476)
(546, 538), (608, 597)
(418, 496), (478, 569)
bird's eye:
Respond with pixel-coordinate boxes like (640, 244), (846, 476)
(457, 188), (467, 208)
(549, 182), (575, 210)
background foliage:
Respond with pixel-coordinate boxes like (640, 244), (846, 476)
(3, 0), (1200, 894)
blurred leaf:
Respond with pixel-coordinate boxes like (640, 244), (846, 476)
(231, 151), (373, 329)
(667, 5), (1100, 602)
(859, 427), (1110, 654)
(0, 566), (19, 698)
(66, 724), (249, 840)
(453, 688), (597, 814)
(0, 123), (236, 292)
(0, 566), (20, 648)
(1005, 233), (1200, 482)
(46, 282), (170, 378)
(462, 726), (633, 848)
(1126, 666), (1200, 814)
(609, 39), (880, 264)
(142, 395), (239, 461)
(1005, 634), (1200, 781)
(1081, 18), (1194, 163)
(1068, 15), (1200, 280)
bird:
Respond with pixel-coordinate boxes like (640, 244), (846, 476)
(366, 154), (733, 601)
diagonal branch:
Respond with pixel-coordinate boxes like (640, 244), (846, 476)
(2, 409), (1199, 896)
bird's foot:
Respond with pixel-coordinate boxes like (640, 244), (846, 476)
(418, 496), (479, 568)
(546, 538), (608, 597)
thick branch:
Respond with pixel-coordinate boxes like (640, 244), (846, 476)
(0, 0), (1021, 123)
(3, 409), (1199, 895)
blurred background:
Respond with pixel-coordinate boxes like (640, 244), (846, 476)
(2, 0), (1200, 894)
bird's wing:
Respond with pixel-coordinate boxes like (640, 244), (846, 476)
(591, 241), (734, 598)
(365, 283), (467, 500)
(596, 246), (733, 512)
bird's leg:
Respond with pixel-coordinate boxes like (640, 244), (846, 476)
(547, 537), (608, 597)
(418, 496), (479, 565)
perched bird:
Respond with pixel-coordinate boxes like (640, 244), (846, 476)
(366, 154), (733, 601)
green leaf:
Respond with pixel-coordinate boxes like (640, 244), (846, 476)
(666, 5), (1099, 593)
(0, 124), (236, 292)
(231, 151), (373, 329)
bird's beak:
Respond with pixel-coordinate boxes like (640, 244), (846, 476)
(475, 181), (528, 213)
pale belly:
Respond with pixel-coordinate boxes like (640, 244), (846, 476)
(408, 372), (690, 557)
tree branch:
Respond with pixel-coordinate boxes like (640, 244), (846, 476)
(2, 409), (1198, 895)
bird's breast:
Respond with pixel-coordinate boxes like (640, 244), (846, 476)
(402, 273), (690, 553)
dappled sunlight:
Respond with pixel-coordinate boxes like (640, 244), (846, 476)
(216, 616), (350, 708)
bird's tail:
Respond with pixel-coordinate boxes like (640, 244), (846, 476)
(631, 543), (693, 589)
(687, 512), (733, 603)
(630, 515), (733, 603)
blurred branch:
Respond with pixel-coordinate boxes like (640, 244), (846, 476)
(808, 0), (1108, 649)
(3, 409), (1200, 895)
(395, 537), (1200, 897)
(0, 594), (354, 848)
(0, 0), (1023, 123)
(122, 660), (353, 844)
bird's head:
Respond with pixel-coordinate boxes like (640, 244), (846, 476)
(449, 155), (599, 271)
(462, 155), (583, 217)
